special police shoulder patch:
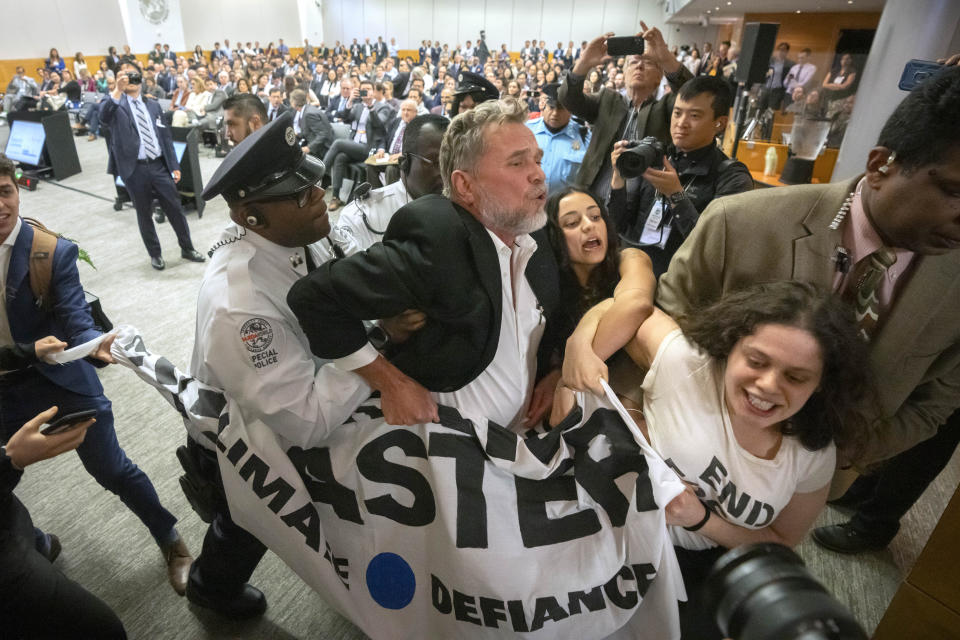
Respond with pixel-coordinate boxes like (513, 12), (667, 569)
(240, 317), (274, 353)
(285, 127), (297, 146)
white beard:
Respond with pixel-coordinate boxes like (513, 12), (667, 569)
(475, 188), (547, 237)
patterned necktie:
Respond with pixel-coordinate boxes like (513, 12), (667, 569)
(132, 99), (160, 159)
(390, 121), (406, 154)
(849, 247), (897, 341)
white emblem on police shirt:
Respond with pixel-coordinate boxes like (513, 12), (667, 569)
(241, 318), (273, 352)
(285, 127), (296, 146)
(241, 318), (280, 369)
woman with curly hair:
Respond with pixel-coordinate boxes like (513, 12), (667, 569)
(557, 276), (872, 639)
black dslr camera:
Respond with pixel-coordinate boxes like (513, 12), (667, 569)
(126, 72), (142, 85)
(615, 136), (664, 178)
(704, 543), (867, 640)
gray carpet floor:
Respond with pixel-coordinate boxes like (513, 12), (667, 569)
(2, 122), (958, 639)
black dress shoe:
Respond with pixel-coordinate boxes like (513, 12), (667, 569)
(181, 249), (206, 263)
(151, 256), (166, 270)
(40, 533), (61, 563)
(826, 491), (865, 512)
(811, 522), (890, 554)
(154, 211), (166, 224)
(186, 579), (267, 619)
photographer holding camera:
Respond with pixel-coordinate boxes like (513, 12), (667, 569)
(609, 76), (752, 277)
(559, 22), (693, 201)
(100, 62), (205, 270)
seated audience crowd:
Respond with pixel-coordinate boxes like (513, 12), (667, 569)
(1, 24), (959, 640)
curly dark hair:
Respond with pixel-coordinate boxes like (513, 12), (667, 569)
(679, 281), (874, 456)
(544, 187), (621, 338)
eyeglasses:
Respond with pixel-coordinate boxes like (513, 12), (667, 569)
(250, 183), (320, 209)
(633, 57), (661, 70)
(405, 152), (435, 166)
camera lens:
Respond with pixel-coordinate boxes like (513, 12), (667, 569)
(704, 543), (867, 640)
(615, 136), (664, 178)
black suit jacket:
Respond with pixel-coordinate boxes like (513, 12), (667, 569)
(156, 72), (177, 94)
(382, 116), (405, 152)
(100, 95), (179, 181)
(266, 103), (290, 122)
(287, 195), (561, 392)
(300, 105), (334, 156)
(326, 94), (349, 117)
(392, 72), (411, 98)
(338, 102), (390, 150)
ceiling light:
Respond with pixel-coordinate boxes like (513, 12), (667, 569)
(706, 9), (711, 13)
(726, 1), (732, 4)
(796, 9), (802, 13)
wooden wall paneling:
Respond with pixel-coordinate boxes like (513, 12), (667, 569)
(741, 12), (881, 88)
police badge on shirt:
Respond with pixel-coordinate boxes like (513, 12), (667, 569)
(240, 317), (281, 370)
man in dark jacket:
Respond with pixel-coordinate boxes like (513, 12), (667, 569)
(289, 99), (562, 429)
(290, 89), (334, 157)
(559, 23), (693, 201)
(608, 76), (752, 276)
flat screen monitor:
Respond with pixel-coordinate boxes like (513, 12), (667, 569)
(115, 142), (188, 188)
(4, 120), (46, 166)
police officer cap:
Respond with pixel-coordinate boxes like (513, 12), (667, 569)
(201, 111), (325, 204)
(453, 71), (499, 102)
(541, 83), (562, 107)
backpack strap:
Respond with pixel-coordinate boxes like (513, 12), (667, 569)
(23, 217), (59, 312)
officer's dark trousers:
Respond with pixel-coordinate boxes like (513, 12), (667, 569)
(0, 494), (127, 639)
(187, 439), (267, 594)
(123, 158), (195, 258)
(0, 369), (177, 543)
(842, 408), (960, 542)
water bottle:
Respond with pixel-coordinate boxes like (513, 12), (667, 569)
(763, 146), (778, 176)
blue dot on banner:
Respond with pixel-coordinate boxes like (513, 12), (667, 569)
(366, 552), (416, 609)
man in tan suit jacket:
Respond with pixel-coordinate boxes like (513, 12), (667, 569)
(657, 65), (960, 554)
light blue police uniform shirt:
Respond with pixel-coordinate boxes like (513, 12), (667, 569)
(526, 117), (590, 195)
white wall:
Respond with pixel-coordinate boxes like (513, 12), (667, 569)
(298, 0), (326, 45)
(320, 0), (679, 51)
(119, 0), (186, 52)
(0, 0), (713, 60)
(180, 0), (301, 51)
(0, 0), (126, 59)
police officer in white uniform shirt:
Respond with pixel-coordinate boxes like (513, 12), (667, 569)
(182, 111), (370, 619)
(332, 114), (449, 255)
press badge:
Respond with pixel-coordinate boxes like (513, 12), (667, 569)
(639, 200), (671, 248)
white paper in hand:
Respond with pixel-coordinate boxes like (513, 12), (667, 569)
(44, 330), (116, 364)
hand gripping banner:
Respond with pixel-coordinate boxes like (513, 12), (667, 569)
(111, 326), (687, 639)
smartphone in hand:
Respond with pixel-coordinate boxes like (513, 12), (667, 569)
(606, 36), (645, 57)
(40, 409), (97, 436)
(899, 59), (945, 91)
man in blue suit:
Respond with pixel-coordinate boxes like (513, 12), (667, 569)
(100, 61), (205, 271)
(0, 154), (193, 595)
